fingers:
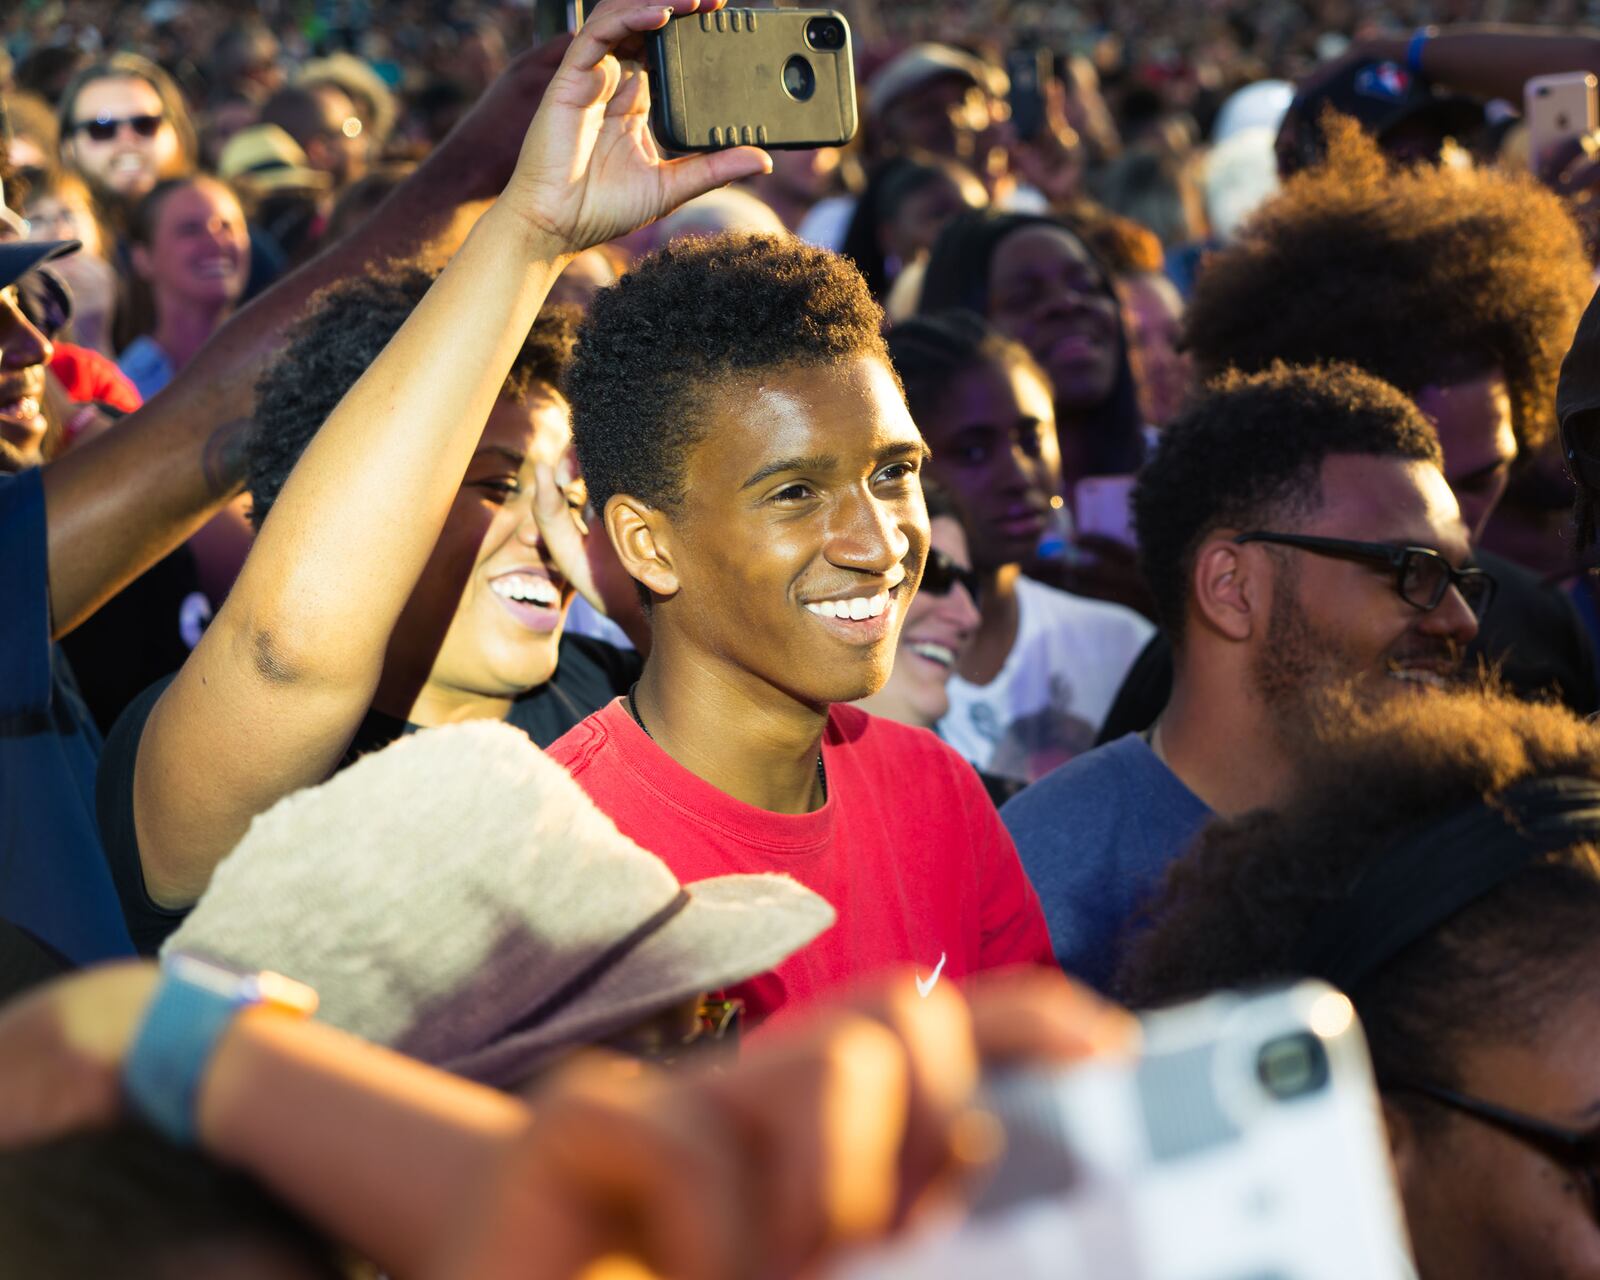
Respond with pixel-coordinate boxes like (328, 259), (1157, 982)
(566, 0), (717, 73)
(531, 463), (605, 613)
(658, 146), (774, 212)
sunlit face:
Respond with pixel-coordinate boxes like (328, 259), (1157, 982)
(857, 515), (980, 728)
(767, 145), (841, 204)
(650, 357), (930, 708)
(65, 76), (186, 200)
(1396, 980), (1600, 1280)
(133, 179), (251, 310)
(1122, 271), (1190, 427)
(880, 74), (991, 160)
(987, 225), (1122, 412)
(0, 283), (55, 473)
(23, 191), (104, 260)
(1245, 455), (1480, 704)
(1414, 371), (1517, 545)
(386, 390), (580, 711)
(918, 355), (1061, 573)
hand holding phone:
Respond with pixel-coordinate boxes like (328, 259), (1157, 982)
(497, 0), (772, 256)
(1525, 72), (1599, 173)
(646, 8), (858, 151)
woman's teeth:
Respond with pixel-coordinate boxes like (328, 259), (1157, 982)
(491, 574), (560, 607)
(908, 642), (957, 669)
(806, 593), (889, 621)
(0, 396), (40, 420)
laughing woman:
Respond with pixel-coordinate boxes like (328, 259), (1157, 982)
(117, 176), (251, 400)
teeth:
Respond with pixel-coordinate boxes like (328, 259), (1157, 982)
(805, 592), (890, 621)
(492, 574), (560, 606)
(0, 397), (40, 419)
(909, 642), (957, 668)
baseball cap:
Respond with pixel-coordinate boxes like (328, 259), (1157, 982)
(868, 43), (1005, 116)
(166, 720), (837, 1087)
(0, 240), (79, 294)
(1279, 59), (1486, 174)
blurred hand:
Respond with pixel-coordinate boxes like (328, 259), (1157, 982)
(532, 458), (605, 614)
(0, 961), (159, 1149)
(433, 968), (1134, 1280)
(497, 0), (772, 255)
(1005, 77), (1087, 207)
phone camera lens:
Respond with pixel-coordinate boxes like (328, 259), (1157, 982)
(782, 54), (816, 102)
(1256, 1032), (1330, 1101)
(805, 17), (845, 50)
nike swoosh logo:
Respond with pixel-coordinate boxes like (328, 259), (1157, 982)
(915, 952), (947, 999)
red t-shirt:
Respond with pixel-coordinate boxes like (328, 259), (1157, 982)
(548, 699), (1055, 1022)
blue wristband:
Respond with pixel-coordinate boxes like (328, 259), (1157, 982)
(123, 954), (316, 1145)
(1406, 27), (1437, 77)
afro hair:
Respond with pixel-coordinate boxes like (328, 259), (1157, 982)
(1185, 116), (1592, 455)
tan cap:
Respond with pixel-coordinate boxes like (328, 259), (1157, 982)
(219, 123), (331, 193)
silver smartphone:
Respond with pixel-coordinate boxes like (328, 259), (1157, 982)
(836, 981), (1415, 1280)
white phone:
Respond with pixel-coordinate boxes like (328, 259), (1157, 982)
(1525, 72), (1599, 171)
(835, 981), (1415, 1280)
(1074, 474), (1138, 547)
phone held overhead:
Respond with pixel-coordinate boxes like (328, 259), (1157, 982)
(647, 7), (858, 152)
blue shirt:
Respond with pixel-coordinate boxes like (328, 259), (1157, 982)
(0, 469), (134, 962)
(1001, 733), (1210, 992)
(117, 336), (175, 402)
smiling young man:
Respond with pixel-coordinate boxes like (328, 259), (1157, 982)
(551, 234), (1053, 1022)
(1003, 363), (1487, 989)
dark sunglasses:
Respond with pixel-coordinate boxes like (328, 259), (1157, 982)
(1386, 1080), (1600, 1219)
(72, 113), (164, 142)
(921, 548), (982, 605)
(1233, 532), (1496, 620)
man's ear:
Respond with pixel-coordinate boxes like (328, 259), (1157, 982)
(1190, 535), (1259, 643)
(605, 494), (680, 601)
(1381, 1095), (1420, 1193)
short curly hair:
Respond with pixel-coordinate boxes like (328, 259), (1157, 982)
(566, 233), (891, 518)
(248, 260), (579, 528)
(1186, 117), (1591, 455)
(1116, 684), (1600, 1118)
(1134, 362), (1442, 643)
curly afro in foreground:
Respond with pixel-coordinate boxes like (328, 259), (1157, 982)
(248, 260), (579, 529)
(566, 233), (891, 517)
(1133, 361), (1442, 642)
(1186, 117), (1592, 454)
(1117, 683), (1600, 1119)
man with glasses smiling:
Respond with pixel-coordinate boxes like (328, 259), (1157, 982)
(1003, 362), (1486, 989)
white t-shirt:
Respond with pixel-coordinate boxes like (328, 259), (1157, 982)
(939, 575), (1154, 785)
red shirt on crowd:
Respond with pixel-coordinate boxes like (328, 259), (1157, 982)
(50, 343), (142, 414)
(549, 699), (1055, 1022)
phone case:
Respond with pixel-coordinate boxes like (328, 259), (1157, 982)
(647, 8), (858, 152)
(1525, 72), (1599, 169)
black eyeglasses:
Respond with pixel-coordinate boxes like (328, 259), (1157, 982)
(1233, 532), (1496, 619)
(71, 114), (164, 142)
(1386, 1080), (1600, 1219)
(921, 548), (982, 605)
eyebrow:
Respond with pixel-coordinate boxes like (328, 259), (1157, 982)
(739, 440), (931, 491)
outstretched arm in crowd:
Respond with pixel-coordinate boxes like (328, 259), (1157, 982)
(38, 38), (578, 641)
(129, 0), (771, 907)
(1313, 24), (1600, 109)
(0, 962), (1136, 1278)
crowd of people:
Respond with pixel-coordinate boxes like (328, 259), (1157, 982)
(6, 0), (1600, 1276)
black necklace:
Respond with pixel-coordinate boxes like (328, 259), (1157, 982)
(626, 683), (827, 800)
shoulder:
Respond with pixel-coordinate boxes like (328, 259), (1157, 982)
(1001, 734), (1149, 828)
(830, 705), (990, 794)
(546, 700), (624, 773)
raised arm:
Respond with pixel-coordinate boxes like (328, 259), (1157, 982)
(129, 0), (771, 907)
(1312, 24), (1600, 109)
